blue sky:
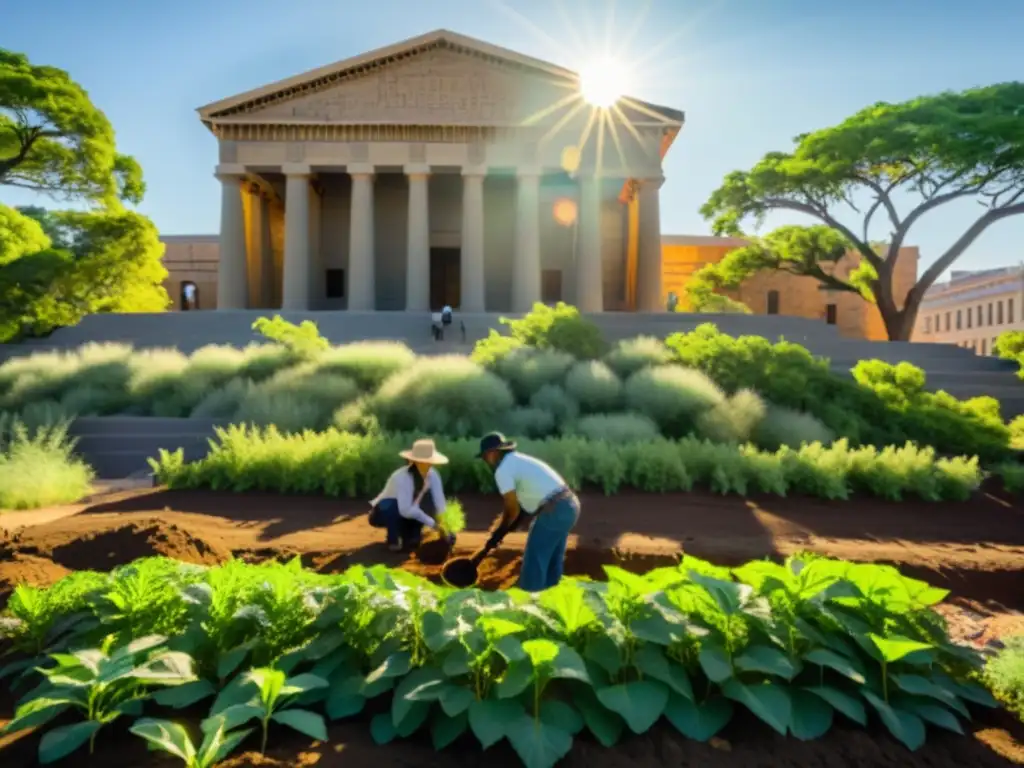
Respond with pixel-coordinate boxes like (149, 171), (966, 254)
(3, 0), (1022, 278)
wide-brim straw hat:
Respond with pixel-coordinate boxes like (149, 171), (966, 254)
(400, 438), (449, 465)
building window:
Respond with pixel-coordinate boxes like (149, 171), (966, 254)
(825, 304), (837, 325)
(981, 338), (987, 355)
(1010, 299), (1015, 324)
(766, 290), (780, 315)
(988, 303), (993, 325)
(925, 317), (932, 334)
(180, 281), (199, 311)
(325, 269), (346, 299)
(977, 305), (983, 326)
(944, 312), (951, 331)
(541, 270), (563, 304)
(998, 301), (1004, 324)
(966, 309), (972, 329)
(956, 309), (962, 330)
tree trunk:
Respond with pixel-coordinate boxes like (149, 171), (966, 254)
(878, 299), (921, 341)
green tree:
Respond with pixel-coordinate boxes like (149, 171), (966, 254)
(1, 48), (144, 206)
(0, 205), (169, 341)
(701, 83), (1024, 340)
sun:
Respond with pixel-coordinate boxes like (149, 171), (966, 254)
(578, 56), (630, 108)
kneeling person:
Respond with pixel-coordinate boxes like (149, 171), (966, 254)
(369, 438), (448, 551)
(477, 432), (579, 592)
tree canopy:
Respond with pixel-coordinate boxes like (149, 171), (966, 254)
(700, 82), (1024, 340)
(1, 48), (144, 206)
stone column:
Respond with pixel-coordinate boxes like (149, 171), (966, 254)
(308, 182), (323, 309)
(281, 166), (312, 310)
(512, 168), (542, 312)
(404, 164), (430, 311)
(460, 167), (487, 312)
(216, 171), (248, 310)
(347, 164), (376, 311)
(258, 194), (274, 308)
(575, 174), (604, 312)
(636, 176), (664, 312)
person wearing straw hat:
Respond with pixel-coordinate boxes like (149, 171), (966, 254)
(368, 438), (451, 552)
(476, 432), (580, 592)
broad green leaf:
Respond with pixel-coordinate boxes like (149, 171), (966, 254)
(603, 565), (652, 595)
(479, 616), (526, 642)
(901, 700), (963, 734)
(133, 651), (196, 684)
(200, 723), (254, 766)
(248, 668), (286, 708)
(891, 674), (969, 718)
(365, 651), (412, 685)
(280, 673), (329, 698)
(630, 613), (678, 646)
(867, 634), (933, 664)
(663, 694), (733, 741)
(495, 635), (527, 663)
(505, 711), (573, 768)
(721, 680), (791, 735)
(130, 718), (196, 763)
(326, 675), (365, 720)
(498, 659), (533, 699)
(935, 675), (998, 708)
(202, 703), (262, 733)
(803, 648), (865, 684)
(688, 571), (749, 615)
(422, 611), (453, 651)
(540, 700), (584, 735)
(522, 639), (560, 668)
(540, 581), (598, 634)
(39, 721), (103, 765)
(862, 690), (926, 751)
(4, 699), (74, 735)
(634, 644), (693, 699)
(804, 686), (866, 726)
(440, 685), (475, 717)
(596, 681), (669, 734)
(442, 645), (472, 676)
(789, 689), (833, 740)
(734, 644), (800, 680)
(271, 709), (328, 742)
(431, 710), (469, 750)
(217, 646), (250, 680)
(394, 668), (446, 725)
(395, 700), (431, 738)
(551, 645), (590, 683)
(698, 644), (733, 683)
(574, 687), (625, 747)
(584, 634), (622, 675)
(468, 699), (522, 748)
(370, 712), (397, 745)
(152, 679), (216, 709)
(113, 634), (167, 659)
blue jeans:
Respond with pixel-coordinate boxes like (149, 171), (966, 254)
(519, 496), (580, 592)
(369, 499), (425, 548)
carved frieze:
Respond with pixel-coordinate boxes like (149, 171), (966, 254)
(248, 49), (564, 125)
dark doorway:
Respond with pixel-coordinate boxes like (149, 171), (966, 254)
(541, 269), (563, 304)
(430, 248), (461, 310)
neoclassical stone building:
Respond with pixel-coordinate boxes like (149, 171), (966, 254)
(198, 29), (683, 313)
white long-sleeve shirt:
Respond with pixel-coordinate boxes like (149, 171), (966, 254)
(370, 467), (446, 528)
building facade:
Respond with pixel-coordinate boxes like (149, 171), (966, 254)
(195, 29), (683, 315)
(912, 266), (1024, 355)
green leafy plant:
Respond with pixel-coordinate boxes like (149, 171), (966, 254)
(0, 414), (94, 510)
(437, 498), (466, 536)
(130, 716), (253, 768)
(2, 635), (197, 763)
(205, 667), (328, 754)
(251, 316), (329, 359)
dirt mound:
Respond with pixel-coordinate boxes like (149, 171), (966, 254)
(1, 518), (230, 572)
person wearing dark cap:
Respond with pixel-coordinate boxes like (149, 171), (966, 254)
(476, 432), (579, 592)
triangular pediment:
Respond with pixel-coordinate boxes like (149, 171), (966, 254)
(198, 30), (683, 128)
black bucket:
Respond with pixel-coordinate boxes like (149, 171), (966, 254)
(441, 556), (478, 588)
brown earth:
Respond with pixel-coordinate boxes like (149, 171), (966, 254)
(1, 487), (1023, 766)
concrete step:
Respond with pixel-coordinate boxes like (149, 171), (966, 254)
(69, 416), (225, 438)
(85, 445), (213, 480)
(73, 434), (214, 454)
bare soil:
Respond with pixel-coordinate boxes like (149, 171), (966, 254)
(1, 487), (1022, 766)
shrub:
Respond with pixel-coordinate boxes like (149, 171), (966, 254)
(564, 360), (623, 413)
(252, 315), (329, 358)
(0, 415), (94, 510)
(570, 412), (660, 442)
(695, 388), (766, 443)
(986, 635), (1024, 720)
(753, 404), (836, 450)
(234, 365), (360, 433)
(314, 341), (416, 390)
(995, 330), (1024, 361)
(190, 379), (252, 419)
(624, 365), (726, 438)
(500, 302), (606, 359)
(1010, 415), (1024, 449)
(992, 462), (1024, 495)
(370, 356), (515, 436)
(153, 426), (983, 502)
(528, 384), (579, 425)
(603, 336), (673, 378)
(500, 406), (557, 439)
(494, 347), (575, 401)
(470, 330), (524, 367)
